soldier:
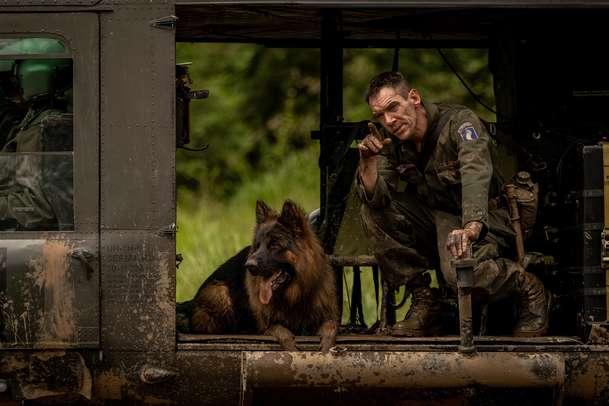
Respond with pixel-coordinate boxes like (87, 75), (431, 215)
(357, 71), (550, 337)
(0, 52), (73, 230)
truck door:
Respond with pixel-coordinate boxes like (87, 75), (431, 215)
(0, 13), (99, 348)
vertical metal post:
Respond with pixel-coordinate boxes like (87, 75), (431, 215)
(454, 257), (477, 353)
(334, 265), (344, 323)
(319, 10), (343, 233)
(348, 266), (367, 331)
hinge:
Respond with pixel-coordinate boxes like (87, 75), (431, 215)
(158, 223), (177, 238)
(150, 15), (178, 31)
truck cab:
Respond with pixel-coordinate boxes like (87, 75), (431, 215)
(1, 1), (609, 404)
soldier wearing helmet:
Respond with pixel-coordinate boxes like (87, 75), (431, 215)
(0, 38), (73, 230)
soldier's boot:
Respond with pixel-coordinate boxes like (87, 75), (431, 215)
(513, 271), (551, 337)
(391, 273), (442, 337)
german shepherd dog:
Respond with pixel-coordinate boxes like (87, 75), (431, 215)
(190, 200), (339, 352)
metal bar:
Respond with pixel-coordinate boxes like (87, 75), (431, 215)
(329, 255), (377, 267)
(454, 257), (477, 353)
(349, 266), (359, 326)
(318, 10), (343, 241)
(177, 333), (583, 345)
(386, 283), (396, 326)
(349, 266), (367, 329)
(458, 285), (474, 351)
(243, 351), (565, 389)
(334, 265), (344, 322)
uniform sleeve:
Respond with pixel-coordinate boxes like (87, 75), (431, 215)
(0, 188), (57, 230)
(356, 145), (399, 209)
(451, 110), (492, 232)
(0, 154), (59, 230)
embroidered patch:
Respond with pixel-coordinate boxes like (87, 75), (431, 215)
(457, 122), (478, 141)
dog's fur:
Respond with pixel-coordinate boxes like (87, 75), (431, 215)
(190, 200), (338, 351)
(190, 246), (258, 334)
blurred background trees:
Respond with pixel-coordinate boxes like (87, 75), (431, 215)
(176, 44), (494, 307)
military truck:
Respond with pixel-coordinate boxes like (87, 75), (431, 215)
(1, 0), (609, 404)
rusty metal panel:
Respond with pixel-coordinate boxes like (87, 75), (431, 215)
(94, 351), (177, 403)
(93, 350), (240, 404)
(0, 351), (94, 401)
(100, 5), (175, 231)
(564, 350), (609, 401)
(174, 351), (242, 405)
(100, 231), (175, 351)
(92, 350), (239, 404)
(243, 351), (565, 390)
(0, 238), (99, 348)
(0, 348), (607, 403)
(0, 13), (100, 348)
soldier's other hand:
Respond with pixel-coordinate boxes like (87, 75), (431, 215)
(446, 221), (483, 258)
(358, 122), (391, 160)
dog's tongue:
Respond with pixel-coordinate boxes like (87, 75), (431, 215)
(259, 276), (274, 305)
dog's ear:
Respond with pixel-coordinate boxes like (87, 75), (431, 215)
(255, 200), (275, 225)
(279, 200), (306, 235)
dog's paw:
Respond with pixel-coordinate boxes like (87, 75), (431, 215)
(267, 325), (299, 351)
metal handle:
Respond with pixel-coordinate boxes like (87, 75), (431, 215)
(70, 248), (96, 276)
(454, 256), (477, 354)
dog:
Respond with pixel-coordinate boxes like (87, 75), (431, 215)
(190, 199), (339, 352)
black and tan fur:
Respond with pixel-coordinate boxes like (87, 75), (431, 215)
(190, 200), (338, 352)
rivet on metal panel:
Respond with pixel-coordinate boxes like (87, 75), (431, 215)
(139, 365), (177, 384)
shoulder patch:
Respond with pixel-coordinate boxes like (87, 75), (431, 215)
(457, 122), (478, 141)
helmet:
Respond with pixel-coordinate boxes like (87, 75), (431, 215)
(17, 58), (71, 101)
(0, 38), (70, 102)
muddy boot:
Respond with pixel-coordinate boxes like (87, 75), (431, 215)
(391, 273), (442, 336)
(513, 271), (551, 337)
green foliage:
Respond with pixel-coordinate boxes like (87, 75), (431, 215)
(177, 44), (494, 204)
(177, 44), (320, 201)
(343, 48), (495, 123)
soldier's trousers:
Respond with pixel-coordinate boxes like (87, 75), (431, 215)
(360, 189), (523, 301)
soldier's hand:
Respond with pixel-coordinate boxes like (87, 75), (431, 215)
(358, 122), (391, 160)
(446, 221), (483, 258)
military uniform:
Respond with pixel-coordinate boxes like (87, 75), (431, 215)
(0, 105), (73, 230)
(358, 102), (548, 335)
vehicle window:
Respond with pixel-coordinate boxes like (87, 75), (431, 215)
(0, 38), (66, 55)
(0, 37), (73, 231)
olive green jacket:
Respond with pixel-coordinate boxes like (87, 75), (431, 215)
(358, 102), (510, 236)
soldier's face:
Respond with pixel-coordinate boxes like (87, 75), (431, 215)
(369, 86), (420, 141)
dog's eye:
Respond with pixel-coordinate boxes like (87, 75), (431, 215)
(268, 238), (280, 248)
